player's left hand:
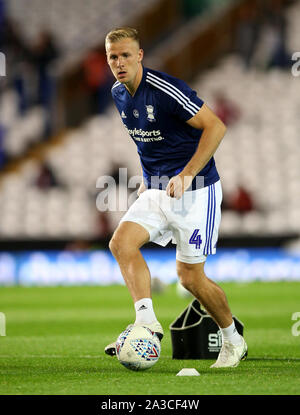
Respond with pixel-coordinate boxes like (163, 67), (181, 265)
(166, 173), (193, 199)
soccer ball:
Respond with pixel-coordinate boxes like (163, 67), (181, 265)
(116, 326), (161, 371)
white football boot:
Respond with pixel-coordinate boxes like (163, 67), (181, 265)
(104, 321), (164, 356)
(210, 337), (248, 368)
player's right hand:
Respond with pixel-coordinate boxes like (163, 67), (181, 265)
(137, 182), (146, 196)
(166, 174), (193, 199)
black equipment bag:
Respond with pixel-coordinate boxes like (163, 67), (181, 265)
(170, 299), (244, 359)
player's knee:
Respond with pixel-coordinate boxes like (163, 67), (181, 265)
(109, 232), (135, 259)
(176, 261), (205, 291)
(178, 275), (193, 292)
(178, 273), (197, 293)
(109, 234), (122, 258)
(177, 264), (192, 290)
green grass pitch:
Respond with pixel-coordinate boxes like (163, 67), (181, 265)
(0, 282), (300, 395)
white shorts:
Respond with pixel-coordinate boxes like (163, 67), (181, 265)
(120, 180), (222, 264)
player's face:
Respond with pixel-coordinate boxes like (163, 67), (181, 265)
(106, 38), (143, 85)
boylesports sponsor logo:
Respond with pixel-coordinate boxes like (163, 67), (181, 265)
(124, 125), (164, 142)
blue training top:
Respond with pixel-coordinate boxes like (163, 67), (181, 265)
(111, 66), (220, 190)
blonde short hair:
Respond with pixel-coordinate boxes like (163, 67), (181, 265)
(105, 27), (140, 48)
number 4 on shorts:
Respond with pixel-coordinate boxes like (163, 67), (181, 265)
(189, 229), (202, 249)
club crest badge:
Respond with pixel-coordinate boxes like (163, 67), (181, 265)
(133, 109), (139, 118)
(146, 105), (156, 122)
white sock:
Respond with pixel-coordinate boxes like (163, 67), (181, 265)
(134, 298), (157, 325)
(220, 321), (243, 346)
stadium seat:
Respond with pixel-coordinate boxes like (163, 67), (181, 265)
(1, 0), (300, 239)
